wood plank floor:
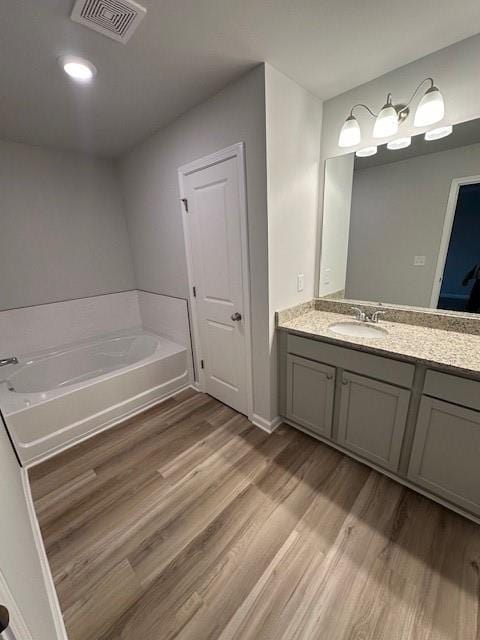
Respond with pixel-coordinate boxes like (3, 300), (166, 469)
(29, 389), (480, 640)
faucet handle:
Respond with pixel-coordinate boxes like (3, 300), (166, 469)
(351, 307), (366, 322)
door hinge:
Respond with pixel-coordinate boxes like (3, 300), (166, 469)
(181, 198), (189, 212)
(193, 285), (197, 298)
(200, 359), (204, 369)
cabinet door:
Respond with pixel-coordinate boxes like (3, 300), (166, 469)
(408, 397), (480, 516)
(337, 372), (410, 471)
(286, 354), (335, 438)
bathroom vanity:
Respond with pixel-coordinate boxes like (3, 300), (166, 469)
(277, 304), (480, 522)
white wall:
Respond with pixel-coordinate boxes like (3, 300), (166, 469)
(345, 142), (480, 307)
(0, 140), (135, 311)
(119, 65), (273, 423)
(0, 420), (63, 639)
(317, 34), (480, 295)
(265, 65), (323, 418)
(319, 154), (354, 297)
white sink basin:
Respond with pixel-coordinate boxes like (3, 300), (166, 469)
(328, 321), (388, 339)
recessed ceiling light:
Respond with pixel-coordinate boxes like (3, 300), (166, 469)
(387, 137), (411, 150)
(424, 125), (453, 141)
(356, 146), (377, 157)
(59, 55), (97, 83)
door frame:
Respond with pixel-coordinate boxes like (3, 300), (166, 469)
(177, 142), (254, 420)
(430, 174), (480, 307)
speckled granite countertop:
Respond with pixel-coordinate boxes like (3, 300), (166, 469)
(278, 309), (480, 378)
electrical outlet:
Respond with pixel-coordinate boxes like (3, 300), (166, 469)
(297, 273), (305, 292)
(413, 256), (426, 266)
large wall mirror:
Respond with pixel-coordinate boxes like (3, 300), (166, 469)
(320, 118), (480, 314)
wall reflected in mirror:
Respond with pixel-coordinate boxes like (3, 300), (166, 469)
(320, 118), (480, 314)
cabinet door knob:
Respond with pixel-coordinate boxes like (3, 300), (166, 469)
(342, 378), (349, 385)
(231, 312), (242, 322)
(326, 374), (333, 380)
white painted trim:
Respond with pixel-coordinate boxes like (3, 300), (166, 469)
(430, 174), (480, 308)
(251, 413), (282, 434)
(0, 569), (33, 640)
(21, 471), (69, 640)
(178, 143), (254, 422)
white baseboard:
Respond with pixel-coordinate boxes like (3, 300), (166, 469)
(21, 471), (69, 640)
(251, 413), (282, 434)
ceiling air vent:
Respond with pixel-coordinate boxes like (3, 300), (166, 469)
(71, 0), (147, 44)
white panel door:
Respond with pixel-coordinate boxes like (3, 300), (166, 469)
(183, 153), (249, 414)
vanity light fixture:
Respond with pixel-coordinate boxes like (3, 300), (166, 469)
(424, 125), (452, 141)
(59, 55), (97, 83)
(356, 146), (377, 157)
(338, 115), (361, 148)
(338, 78), (447, 149)
(387, 137), (411, 150)
(414, 84), (445, 127)
(373, 95), (399, 138)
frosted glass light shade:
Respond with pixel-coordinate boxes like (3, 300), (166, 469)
(425, 125), (452, 141)
(414, 87), (444, 127)
(387, 137), (411, 150)
(356, 146), (377, 157)
(373, 104), (398, 138)
(338, 116), (361, 147)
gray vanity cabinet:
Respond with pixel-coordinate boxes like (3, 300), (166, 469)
(337, 372), (410, 471)
(280, 331), (480, 521)
(408, 396), (480, 516)
(286, 354), (335, 437)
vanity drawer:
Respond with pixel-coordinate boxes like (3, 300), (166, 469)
(287, 334), (414, 388)
(424, 370), (480, 412)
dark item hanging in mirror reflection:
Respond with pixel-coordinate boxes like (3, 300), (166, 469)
(462, 264), (480, 313)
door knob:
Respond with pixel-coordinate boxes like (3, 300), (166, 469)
(231, 312), (242, 321)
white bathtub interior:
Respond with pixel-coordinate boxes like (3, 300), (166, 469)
(1, 328), (192, 466)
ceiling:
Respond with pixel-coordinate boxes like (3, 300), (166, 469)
(2, 0), (480, 158)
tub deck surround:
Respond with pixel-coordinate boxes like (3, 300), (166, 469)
(2, 330), (190, 465)
(277, 305), (480, 379)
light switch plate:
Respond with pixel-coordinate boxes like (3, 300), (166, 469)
(413, 256), (426, 266)
(297, 273), (305, 292)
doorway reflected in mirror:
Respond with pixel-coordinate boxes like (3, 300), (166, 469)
(438, 182), (480, 314)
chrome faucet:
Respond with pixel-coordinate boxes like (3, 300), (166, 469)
(351, 308), (386, 323)
(368, 310), (386, 324)
(0, 357), (18, 367)
(351, 307), (367, 322)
